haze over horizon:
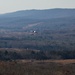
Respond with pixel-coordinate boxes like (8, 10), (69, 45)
(0, 0), (75, 14)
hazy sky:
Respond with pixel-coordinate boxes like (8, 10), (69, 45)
(0, 0), (75, 14)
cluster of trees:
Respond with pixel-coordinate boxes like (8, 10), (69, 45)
(0, 32), (75, 51)
(0, 49), (75, 61)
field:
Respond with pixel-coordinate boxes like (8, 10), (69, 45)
(19, 59), (75, 64)
(0, 59), (75, 75)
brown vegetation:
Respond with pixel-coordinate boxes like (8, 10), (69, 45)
(0, 60), (75, 75)
(17, 59), (75, 64)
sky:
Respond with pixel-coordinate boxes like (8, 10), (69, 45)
(0, 0), (75, 14)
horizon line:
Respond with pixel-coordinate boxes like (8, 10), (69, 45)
(0, 7), (75, 15)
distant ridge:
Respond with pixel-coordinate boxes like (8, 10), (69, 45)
(0, 8), (75, 19)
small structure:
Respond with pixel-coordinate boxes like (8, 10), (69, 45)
(33, 31), (36, 33)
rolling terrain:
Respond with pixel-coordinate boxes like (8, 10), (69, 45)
(0, 9), (75, 59)
(0, 8), (75, 75)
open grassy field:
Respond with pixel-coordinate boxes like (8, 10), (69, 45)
(0, 59), (75, 75)
(17, 59), (75, 64)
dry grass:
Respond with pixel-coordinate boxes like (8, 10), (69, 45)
(18, 59), (75, 64)
(0, 59), (75, 75)
(39, 59), (75, 64)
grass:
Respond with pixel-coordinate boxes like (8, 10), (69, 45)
(0, 60), (75, 75)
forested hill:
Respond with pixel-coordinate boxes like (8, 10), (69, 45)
(0, 8), (75, 52)
(0, 8), (75, 32)
(0, 8), (75, 19)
